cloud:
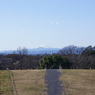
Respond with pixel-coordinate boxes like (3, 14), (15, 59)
(50, 22), (59, 25)
(55, 22), (59, 25)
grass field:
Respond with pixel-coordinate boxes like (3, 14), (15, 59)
(0, 70), (95, 95)
(60, 70), (95, 95)
(12, 70), (45, 95)
(0, 70), (12, 95)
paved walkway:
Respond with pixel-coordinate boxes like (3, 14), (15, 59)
(44, 69), (64, 95)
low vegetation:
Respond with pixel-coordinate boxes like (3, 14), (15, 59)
(39, 55), (71, 69)
(0, 70), (12, 95)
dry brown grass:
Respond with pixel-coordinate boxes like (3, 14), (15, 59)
(12, 70), (45, 95)
(60, 69), (95, 95)
(11, 69), (95, 95)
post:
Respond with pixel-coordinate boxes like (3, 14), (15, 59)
(59, 64), (62, 69)
(45, 64), (47, 69)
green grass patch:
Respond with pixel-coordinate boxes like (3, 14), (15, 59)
(0, 70), (12, 95)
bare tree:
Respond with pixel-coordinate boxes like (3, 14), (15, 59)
(17, 47), (28, 55)
(58, 45), (84, 55)
(16, 47), (28, 69)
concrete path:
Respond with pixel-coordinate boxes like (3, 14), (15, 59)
(44, 69), (64, 95)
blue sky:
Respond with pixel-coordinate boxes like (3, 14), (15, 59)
(0, 0), (95, 50)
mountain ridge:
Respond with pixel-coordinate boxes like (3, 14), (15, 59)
(0, 47), (60, 55)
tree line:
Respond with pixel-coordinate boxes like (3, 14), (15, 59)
(0, 45), (95, 70)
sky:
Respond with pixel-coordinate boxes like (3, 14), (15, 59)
(0, 0), (95, 50)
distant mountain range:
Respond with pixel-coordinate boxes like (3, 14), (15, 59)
(0, 47), (60, 55)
